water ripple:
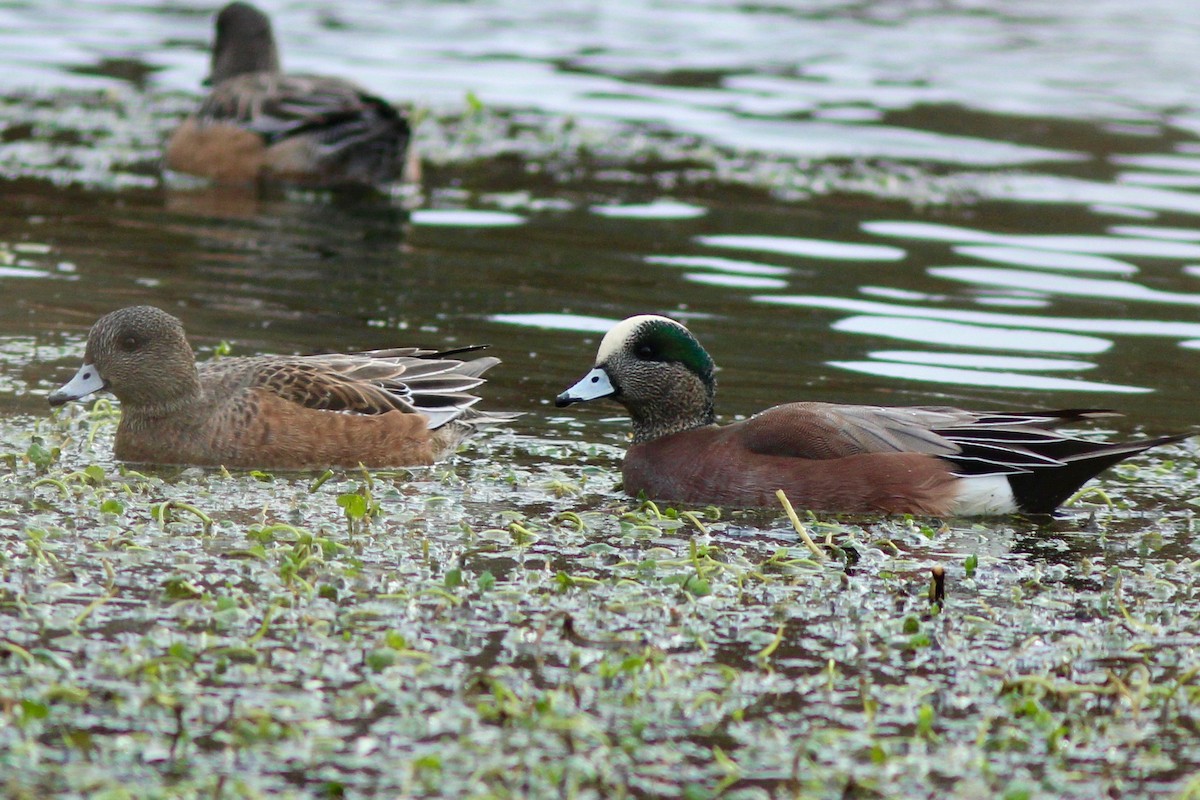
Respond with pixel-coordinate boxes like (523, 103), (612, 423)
(410, 210), (527, 227)
(684, 273), (788, 290)
(645, 255), (791, 276)
(591, 200), (707, 219)
(953, 245), (1137, 275)
(864, 221), (1200, 258)
(930, 267), (1200, 306)
(755, 294), (1200, 337)
(698, 235), (906, 261)
(490, 313), (617, 333)
(832, 316), (1111, 354)
(828, 359), (1149, 393)
(869, 351), (1096, 372)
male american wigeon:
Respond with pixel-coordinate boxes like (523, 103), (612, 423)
(556, 314), (1190, 516)
(165, 2), (412, 187)
(48, 306), (508, 469)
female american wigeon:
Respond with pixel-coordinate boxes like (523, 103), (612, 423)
(165, 2), (412, 187)
(48, 306), (508, 469)
(556, 315), (1190, 516)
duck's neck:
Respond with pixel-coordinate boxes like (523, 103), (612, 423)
(118, 369), (205, 419)
(211, 43), (280, 84)
(629, 397), (715, 444)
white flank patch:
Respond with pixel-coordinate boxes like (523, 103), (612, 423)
(952, 474), (1019, 516)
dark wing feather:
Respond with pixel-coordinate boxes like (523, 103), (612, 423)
(199, 74), (370, 128)
(197, 72), (407, 154)
(737, 402), (1188, 514)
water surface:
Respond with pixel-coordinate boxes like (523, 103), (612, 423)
(2, 1), (1200, 797)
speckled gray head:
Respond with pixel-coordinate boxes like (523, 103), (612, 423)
(48, 306), (194, 409)
(555, 315), (717, 442)
(556, 315), (714, 406)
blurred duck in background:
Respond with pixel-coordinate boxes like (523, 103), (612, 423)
(165, 2), (414, 188)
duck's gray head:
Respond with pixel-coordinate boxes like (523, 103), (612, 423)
(49, 306), (200, 411)
(208, 1), (281, 85)
(555, 315), (716, 443)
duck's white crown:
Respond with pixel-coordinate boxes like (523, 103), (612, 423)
(595, 315), (689, 365)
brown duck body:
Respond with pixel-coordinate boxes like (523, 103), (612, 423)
(557, 315), (1190, 516)
(111, 355), (464, 468)
(624, 420), (958, 515)
(49, 307), (507, 470)
(165, 2), (411, 187)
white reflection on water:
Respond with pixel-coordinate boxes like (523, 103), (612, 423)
(1117, 172), (1200, 189)
(645, 255), (791, 276)
(859, 286), (943, 302)
(490, 313), (616, 333)
(953, 245), (1136, 274)
(972, 296), (1051, 308)
(409, 210), (526, 227)
(698, 235), (905, 261)
(591, 200), (707, 219)
(755, 295), (1200, 337)
(1109, 225), (1200, 241)
(828, 359), (1149, 393)
(976, 174), (1200, 215)
(1088, 204), (1158, 220)
(864, 221), (1200, 258)
(869, 351), (1095, 372)
(832, 315), (1111, 354)
(0, 266), (54, 279)
(930, 267), (1200, 306)
(1112, 154), (1200, 173)
(696, 118), (1083, 166)
(683, 273), (787, 290)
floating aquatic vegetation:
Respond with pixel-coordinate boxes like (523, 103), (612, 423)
(0, 396), (1198, 797)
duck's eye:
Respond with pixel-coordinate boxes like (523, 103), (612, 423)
(119, 335), (140, 352)
(635, 344), (655, 359)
